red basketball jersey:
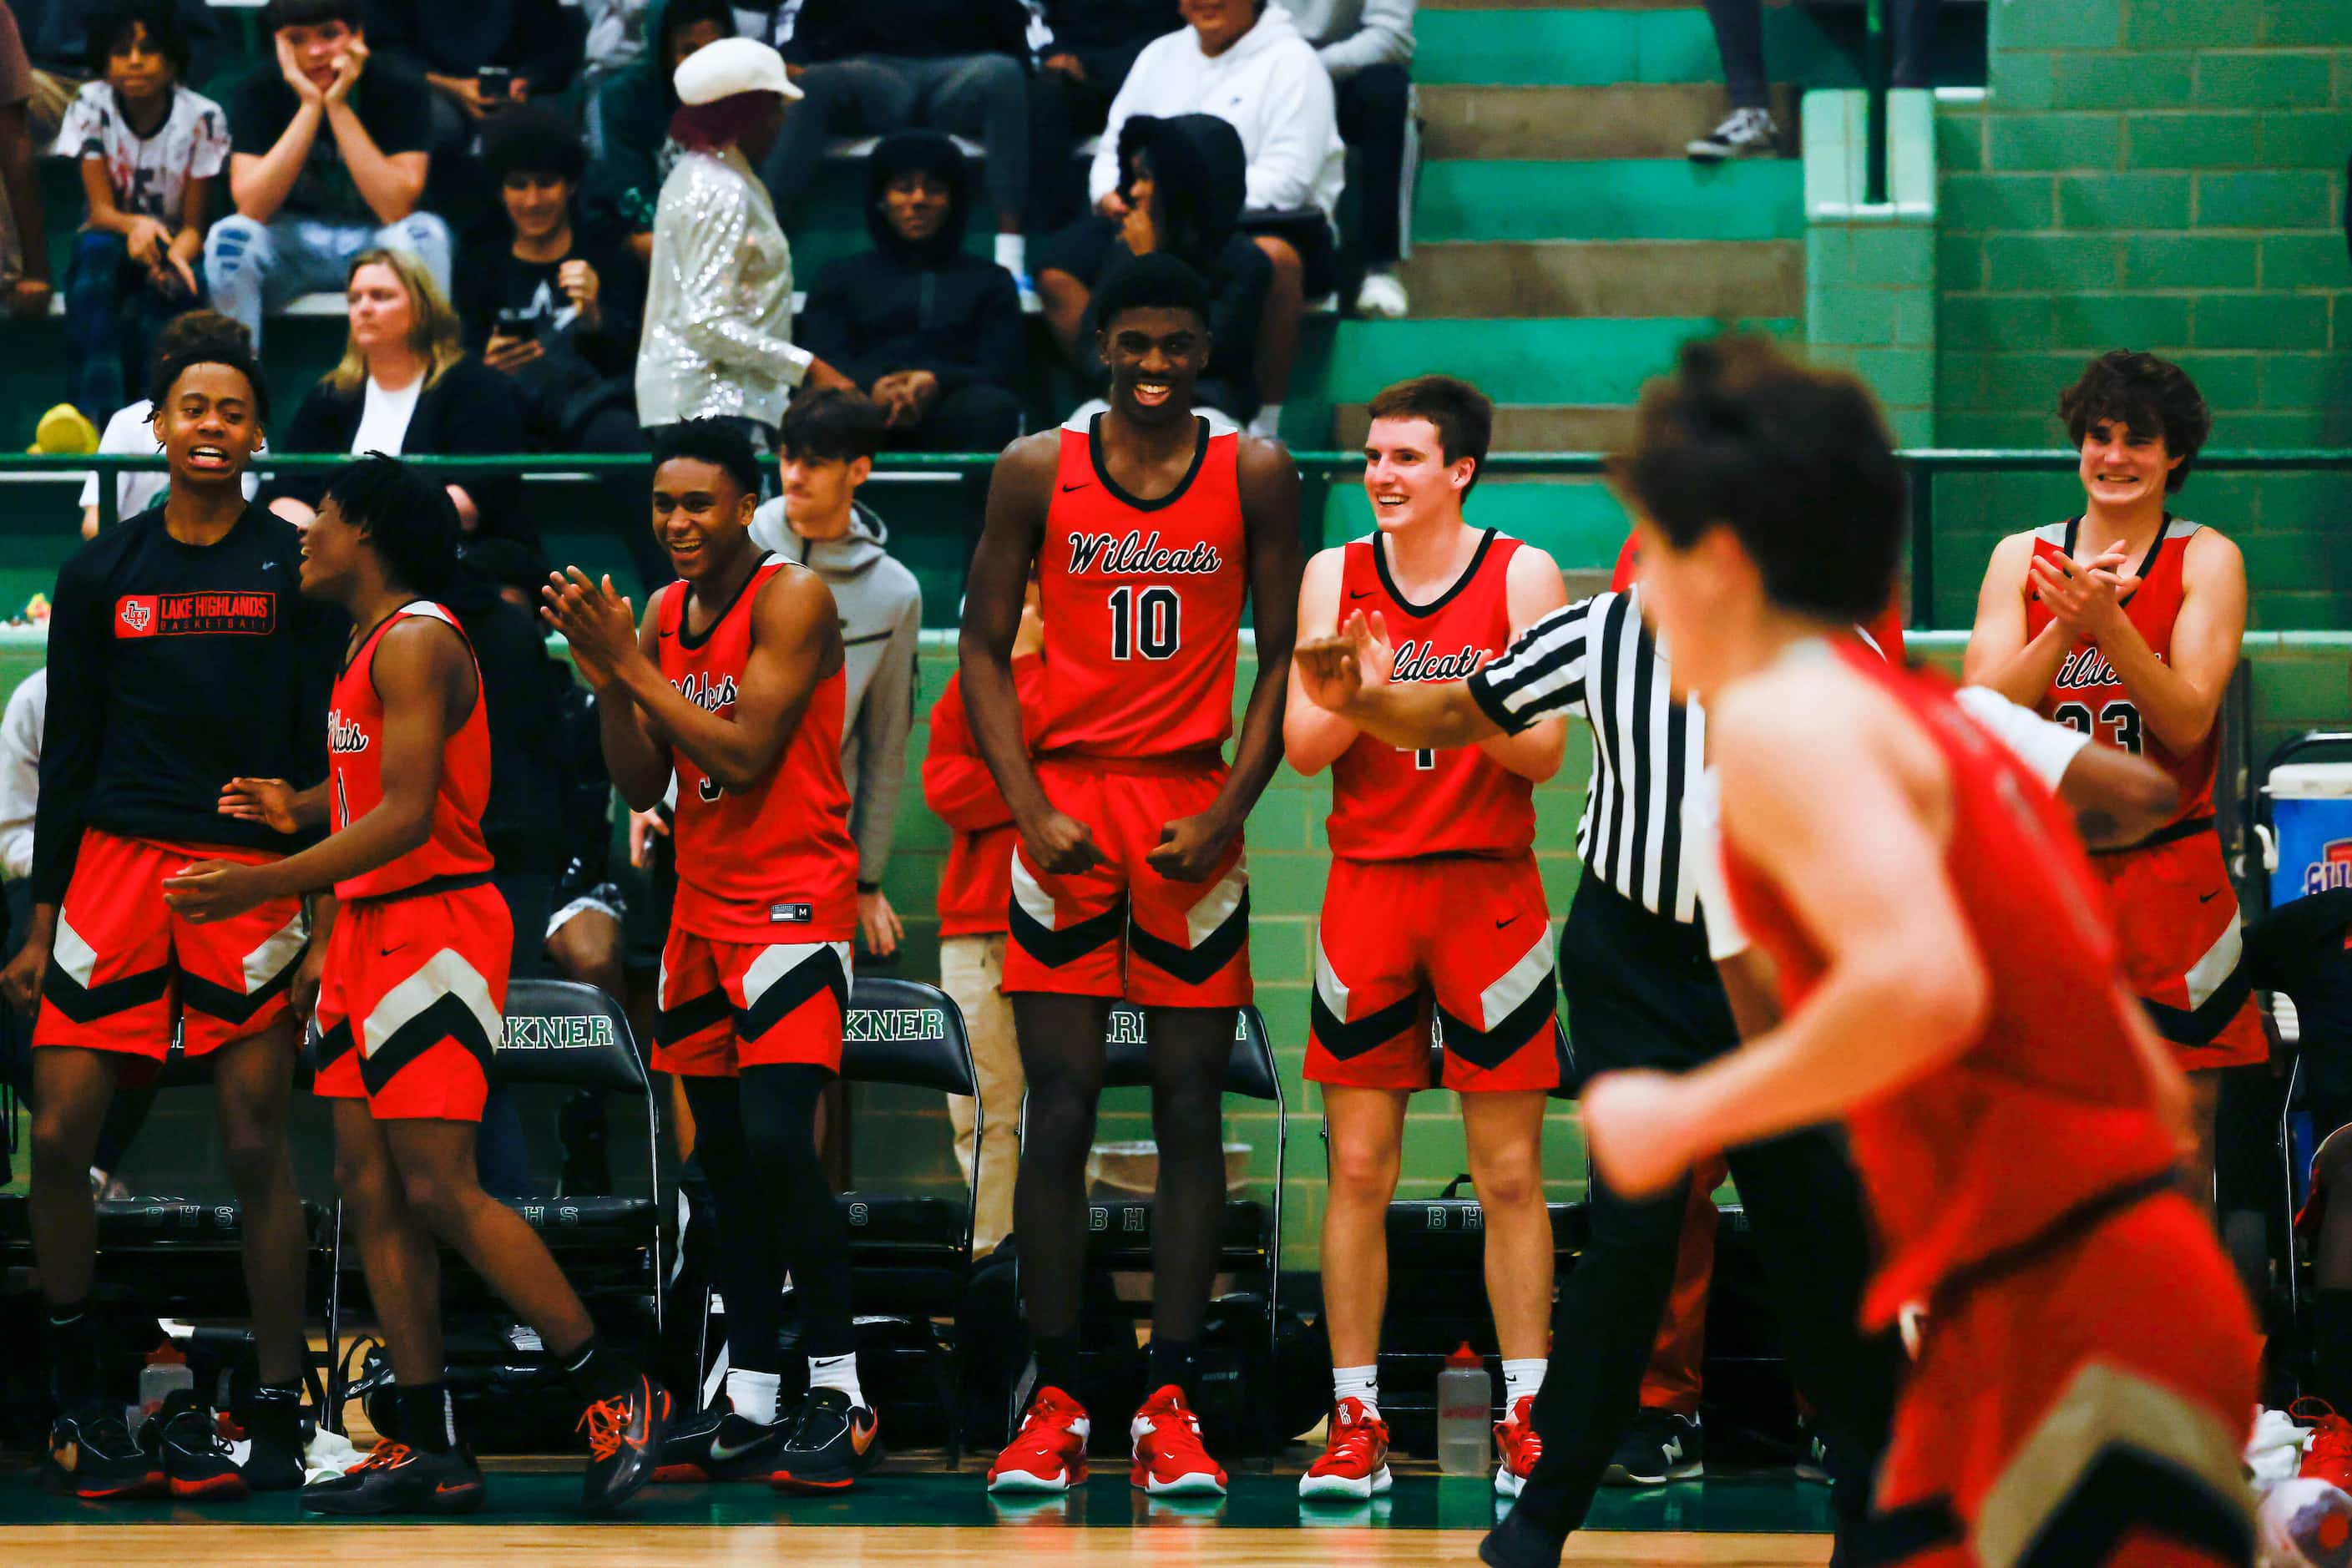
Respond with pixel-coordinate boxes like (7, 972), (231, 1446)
(1721, 643), (2177, 1330)
(1328, 529), (1535, 860)
(328, 602), (493, 901)
(656, 559), (857, 943)
(2023, 516), (2214, 826)
(1033, 414), (1247, 761)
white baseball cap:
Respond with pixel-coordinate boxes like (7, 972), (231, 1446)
(675, 37), (802, 105)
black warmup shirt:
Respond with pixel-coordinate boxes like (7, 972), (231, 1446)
(33, 504), (341, 906)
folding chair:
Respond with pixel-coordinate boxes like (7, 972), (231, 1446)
(320, 978), (663, 1433)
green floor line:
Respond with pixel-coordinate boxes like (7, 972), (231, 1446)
(0, 1471), (1839, 1532)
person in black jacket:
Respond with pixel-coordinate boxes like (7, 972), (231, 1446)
(799, 132), (1024, 453)
(265, 246), (532, 549)
(760, 0), (1034, 283)
(367, 0), (579, 154)
(1036, 113), (1269, 424)
(1026, 0), (1180, 230)
(460, 106), (668, 590)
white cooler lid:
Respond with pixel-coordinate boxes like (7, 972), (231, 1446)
(2266, 762), (2352, 800)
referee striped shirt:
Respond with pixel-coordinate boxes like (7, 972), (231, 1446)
(1466, 587), (1707, 923)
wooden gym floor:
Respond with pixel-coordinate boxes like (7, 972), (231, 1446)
(0, 1469), (1838, 1565)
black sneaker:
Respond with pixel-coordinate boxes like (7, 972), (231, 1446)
(1687, 107), (1779, 162)
(651, 1403), (726, 1484)
(42, 1402), (163, 1500)
(240, 1430), (306, 1491)
(770, 1387), (883, 1491)
(1479, 1505), (1569, 1568)
(147, 1390), (248, 1500)
(1602, 1409), (1703, 1486)
(708, 1410), (797, 1481)
(239, 1384), (307, 1490)
(578, 1370), (674, 1515)
(301, 1438), (487, 1515)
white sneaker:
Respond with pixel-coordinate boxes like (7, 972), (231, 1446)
(1354, 271), (1409, 319)
(1687, 108), (1779, 162)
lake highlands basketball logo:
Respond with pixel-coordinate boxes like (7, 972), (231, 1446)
(2311, 838), (2352, 897)
(113, 591), (275, 638)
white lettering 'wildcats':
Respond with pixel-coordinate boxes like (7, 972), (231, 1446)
(1065, 529), (1222, 576)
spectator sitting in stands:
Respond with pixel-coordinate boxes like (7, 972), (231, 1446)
(369, 0), (578, 154)
(266, 248), (529, 545)
(459, 105), (668, 591)
(581, 0), (734, 264)
(58, 0), (224, 427)
(1039, 113), (1267, 427)
(579, 0), (650, 153)
(1275, 0), (1414, 317)
(75, 311), (260, 539)
(747, 390), (922, 960)
(1026, 0), (1181, 231)
(800, 132), (1024, 456)
(638, 38), (852, 442)
(205, 0), (450, 351)
(10, 0), (225, 142)
(761, 0), (1035, 285)
(1094, 0), (1343, 440)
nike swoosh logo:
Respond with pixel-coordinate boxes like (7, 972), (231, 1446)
(2199, 890), (2223, 903)
(433, 1480), (474, 1495)
(710, 1433), (775, 1463)
(1348, 589), (1374, 599)
(851, 1415), (878, 1455)
(380, 943), (408, 957)
(1060, 482), (1091, 493)
(1495, 915), (1519, 929)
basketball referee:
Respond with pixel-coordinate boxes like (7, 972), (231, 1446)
(1296, 581), (1899, 1568)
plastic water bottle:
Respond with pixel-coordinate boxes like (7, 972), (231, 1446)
(130, 1340), (194, 1436)
(1436, 1342), (1492, 1476)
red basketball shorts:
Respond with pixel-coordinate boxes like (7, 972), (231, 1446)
(1306, 855), (1563, 1093)
(313, 881), (512, 1122)
(33, 829), (307, 1060)
(1004, 755), (1251, 1009)
(1873, 1191), (2258, 1566)
(2090, 828), (2266, 1070)
(655, 928), (849, 1077)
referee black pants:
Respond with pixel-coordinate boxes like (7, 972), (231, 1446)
(1516, 874), (1900, 1545)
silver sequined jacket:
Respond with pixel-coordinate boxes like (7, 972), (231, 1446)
(635, 145), (811, 429)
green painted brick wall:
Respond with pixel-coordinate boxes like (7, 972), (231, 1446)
(1933, 0), (2352, 628)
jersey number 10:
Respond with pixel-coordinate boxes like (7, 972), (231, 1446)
(1107, 584), (1181, 660)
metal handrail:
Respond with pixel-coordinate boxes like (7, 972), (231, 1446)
(25, 447), (2352, 630)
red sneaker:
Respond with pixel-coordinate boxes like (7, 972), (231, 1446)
(1298, 1397), (1391, 1500)
(2299, 1398), (2352, 1492)
(987, 1386), (1090, 1494)
(1129, 1385), (1227, 1496)
(1495, 1394), (1543, 1498)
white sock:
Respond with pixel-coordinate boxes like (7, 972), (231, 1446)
(994, 232), (1027, 277)
(1503, 1358), (1546, 1409)
(726, 1368), (780, 1426)
(808, 1352), (863, 1409)
(1333, 1364), (1379, 1415)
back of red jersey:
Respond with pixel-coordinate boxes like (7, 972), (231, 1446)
(2022, 516), (2213, 824)
(1328, 530), (1534, 859)
(1033, 414), (1247, 760)
(1721, 644), (2177, 1328)
(657, 560), (857, 943)
(329, 602), (493, 901)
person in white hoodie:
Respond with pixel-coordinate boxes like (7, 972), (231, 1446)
(1090, 0), (1343, 442)
(746, 388), (923, 959)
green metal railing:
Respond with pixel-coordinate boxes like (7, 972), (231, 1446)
(18, 447), (2352, 630)
(1865, 0), (1891, 205)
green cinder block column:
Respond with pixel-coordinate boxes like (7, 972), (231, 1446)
(1803, 87), (1940, 447)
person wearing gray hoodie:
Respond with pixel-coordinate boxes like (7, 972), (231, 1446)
(747, 389), (923, 958)
(1273, 0), (1416, 319)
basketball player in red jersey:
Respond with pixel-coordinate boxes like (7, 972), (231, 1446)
(1963, 351), (2257, 1219)
(542, 420), (877, 1492)
(1564, 338), (2258, 1568)
(1285, 376), (1570, 1502)
(962, 254), (1302, 1496)
(167, 456), (675, 1517)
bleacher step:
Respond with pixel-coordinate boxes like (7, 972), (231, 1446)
(1333, 403), (1637, 453)
(1328, 316), (1797, 405)
(1414, 6), (1851, 88)
(1415, 159), (1803, 244)
(1393, 239), (1802, 319)
(1421, 84), (1798, 160)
